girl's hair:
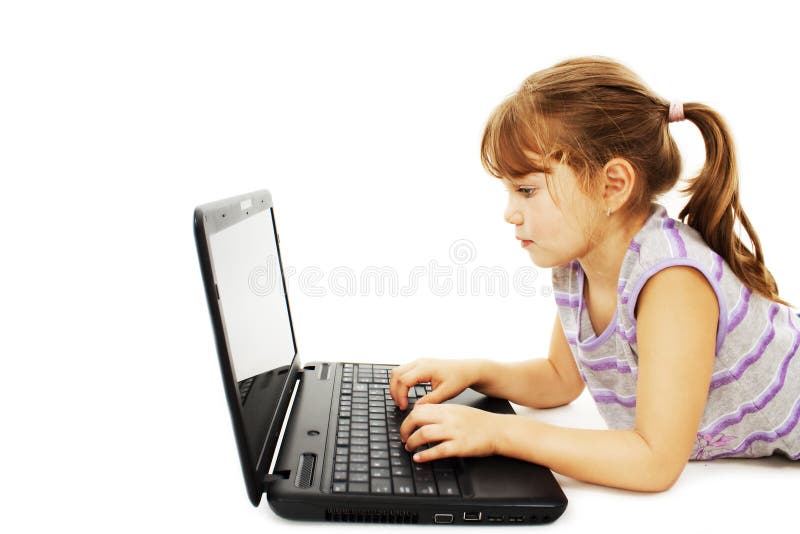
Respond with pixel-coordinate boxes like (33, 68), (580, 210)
(481, 55), (791, 308)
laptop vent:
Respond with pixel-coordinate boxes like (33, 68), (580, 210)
(294, 453), (315, 488)
(325, 508), (419, 523)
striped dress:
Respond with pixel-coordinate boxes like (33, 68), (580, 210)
(551, 202), (800, 460)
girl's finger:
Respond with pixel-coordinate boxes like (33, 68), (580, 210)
(399, 403), (442, 441)
(415, 384), (453, 406)
(404, 423), (449, 453)
(394, 368), (432, 410)
(413, 440), (455, 463)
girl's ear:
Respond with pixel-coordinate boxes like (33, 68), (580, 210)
(601, 157), (636, 212)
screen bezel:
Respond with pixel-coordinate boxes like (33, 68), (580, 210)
(193, 189), (301, 506)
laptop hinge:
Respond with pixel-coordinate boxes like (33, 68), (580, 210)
(264, 472), (289, 485)
(263, 371), (304, 490)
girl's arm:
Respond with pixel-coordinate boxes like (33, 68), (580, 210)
(494, 266), (719, 492)
(473, 313), (585, 408)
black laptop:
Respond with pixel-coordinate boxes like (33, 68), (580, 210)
(193, 189), (568, 524)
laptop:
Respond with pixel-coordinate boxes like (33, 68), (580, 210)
(193, 189), (568, 524)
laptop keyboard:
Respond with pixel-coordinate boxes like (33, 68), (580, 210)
(331, 363), (462, 496)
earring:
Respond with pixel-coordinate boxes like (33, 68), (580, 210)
(606, 207), (612, 217)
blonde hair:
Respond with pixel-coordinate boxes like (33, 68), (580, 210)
(481, 55), (791, 308)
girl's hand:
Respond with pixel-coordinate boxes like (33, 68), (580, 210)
(399, 403), (501, 461)
(389, 358), (483, 410)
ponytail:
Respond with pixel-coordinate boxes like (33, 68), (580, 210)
(678, 104), (792, 308)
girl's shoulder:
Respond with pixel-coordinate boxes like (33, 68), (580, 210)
(619, 204), (729, 327)
(624, 204), (721, 283)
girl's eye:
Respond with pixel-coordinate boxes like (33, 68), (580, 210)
(517, 187), (537, 198)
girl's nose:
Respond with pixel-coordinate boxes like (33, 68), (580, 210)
(504, 204), (523, 225)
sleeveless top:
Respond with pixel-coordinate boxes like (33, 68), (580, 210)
(551, 202), (800, 460)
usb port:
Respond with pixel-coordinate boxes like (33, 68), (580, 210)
(508, 515), (525, 523)
(487, 514), (504, 522)
(434, 513), (454, 524)
(463, 512), (482, 522)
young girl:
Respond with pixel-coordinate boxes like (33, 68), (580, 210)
(388, 56), (800, 493)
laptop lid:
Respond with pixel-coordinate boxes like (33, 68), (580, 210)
(194, 189), (301, 506)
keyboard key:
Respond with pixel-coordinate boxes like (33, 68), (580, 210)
(370, 458), (389, 468)
(392, 466), (411, 477)
(349, 454), (368, 463)
(350, 462), (369, 472)
(333, 470), (347, 481)
(333, 482), (347, 493)
(349, 482), (369, 493)
(432, 459), (455, 471)
(393, 477), (414, 495)
(348, 472), (368, 483)
(370, 468), (390, 478)
(434, 470), (457, 481)
(370, 479), (392, 494)
(416, 482), (436, 495)
(413, 462), (432, 473)
(436, 479), (459, 496)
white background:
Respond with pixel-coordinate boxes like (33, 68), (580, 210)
(2, 1), (798, 532)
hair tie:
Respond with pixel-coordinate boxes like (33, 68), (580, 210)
(668, 101), (685, 123)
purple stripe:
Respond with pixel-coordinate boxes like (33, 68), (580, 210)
(710, 304), (780, 390)
(617, 280), (627, 295)
(579, 354), (636, 374)
(555, 292), (580, 308)
(726, 286), (752, 334)
(701, 307), (799, 437)
(617, 323), (637, 344)
(565, 333), (577, 346)
(591, 389), (637, 408)
(712, 253), (723, 282)
(628, 239), (641, 253)
(662, 218), (687, 258)
(578, 308), (620, 351)
(705, 394), (800, 460)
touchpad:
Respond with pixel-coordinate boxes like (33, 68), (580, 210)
(462, 455), (563, 501)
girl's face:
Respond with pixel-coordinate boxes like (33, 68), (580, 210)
(503, 160), (600, 268)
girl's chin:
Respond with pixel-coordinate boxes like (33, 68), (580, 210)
(526, 248), (565, 269)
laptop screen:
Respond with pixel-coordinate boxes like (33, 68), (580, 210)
(205, 201), (297, 468)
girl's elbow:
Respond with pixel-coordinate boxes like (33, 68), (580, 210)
(643, 457), (687, 493)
